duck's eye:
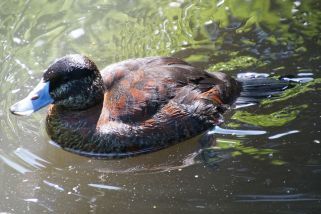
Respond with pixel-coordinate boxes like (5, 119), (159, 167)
(61, 76), (70, 82)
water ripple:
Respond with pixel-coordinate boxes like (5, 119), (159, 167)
(208, 126), (267, 136)
(14, 147), (50, 169)
(268, 130), (300, 140)
(0, 154), (31, 174)
(235, 194), (321, 202)
(95, 151), (201, 175)
(43, 180), (64, 192)
(88, 183), (122, 191)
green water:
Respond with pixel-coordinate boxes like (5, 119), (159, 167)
(1, 0), (321, 213)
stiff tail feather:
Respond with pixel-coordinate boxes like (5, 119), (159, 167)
(235, 73), (313, 106)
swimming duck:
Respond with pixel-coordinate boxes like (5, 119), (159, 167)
(10, 55), (243, 157)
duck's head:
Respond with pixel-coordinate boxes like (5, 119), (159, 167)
(10, 54), (104, 116)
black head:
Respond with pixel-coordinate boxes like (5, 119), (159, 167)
(44, 54), (104, 110)
(10, 55), (104, 116)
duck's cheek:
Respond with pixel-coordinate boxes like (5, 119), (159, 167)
(10, 79), (54, 116)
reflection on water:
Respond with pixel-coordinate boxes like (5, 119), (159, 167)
(88, 183), (122, 191)
(0, 153), (31, 174)
(1, 0), (321, 213)
(208, 126), (266, 135)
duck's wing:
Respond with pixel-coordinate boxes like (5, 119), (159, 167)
(100, 57), (182, 123)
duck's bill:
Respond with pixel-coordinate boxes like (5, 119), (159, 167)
(10, 79), (53, 116)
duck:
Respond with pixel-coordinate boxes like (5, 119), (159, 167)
(10, 54), (243, 158)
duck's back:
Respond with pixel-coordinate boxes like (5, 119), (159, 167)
(100, 57), (240, 122)
(47, 57), (241, 158)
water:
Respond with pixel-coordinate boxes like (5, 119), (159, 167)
(1, 0), (321, 213)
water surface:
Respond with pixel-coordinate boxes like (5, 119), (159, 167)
(1, 0), (321, 213)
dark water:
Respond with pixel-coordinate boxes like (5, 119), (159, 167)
(1, 0), (321, 213)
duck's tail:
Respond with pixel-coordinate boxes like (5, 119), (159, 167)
(235, 73), (312, 106)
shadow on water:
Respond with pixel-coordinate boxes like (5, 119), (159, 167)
(0, 0), (321, 213)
